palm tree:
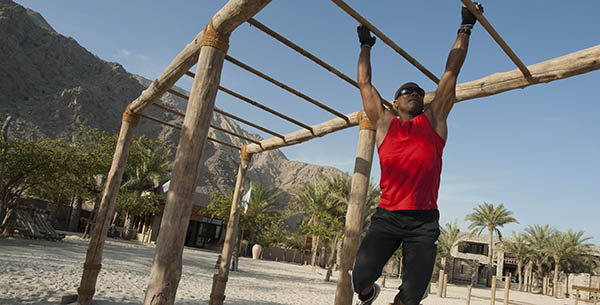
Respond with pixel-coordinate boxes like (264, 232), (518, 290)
(546, 231), (571, 298)
(503, 232), (530, 291)
(240, 181), (281, 245)
(465, 202), (518, 285)
(438, 221), (461, 276)
(555, 230), (596, 297)
(291, 180), (334, 266)
(120, 142), (170, 234)
(524, 224), (556, 292)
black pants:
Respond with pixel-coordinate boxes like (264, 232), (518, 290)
(352, 207), (440, 305)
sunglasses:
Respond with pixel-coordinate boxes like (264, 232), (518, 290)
(396, 87), (425, 98)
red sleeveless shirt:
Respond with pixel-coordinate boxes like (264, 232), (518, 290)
(377, 113), (445, 210)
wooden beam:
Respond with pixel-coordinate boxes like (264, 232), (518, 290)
(214, 107), (285, 140)
(461, 0), (531, 78)
(184, 70), (314, 133)
(248, 18), (358, 88)
(166, 89), (286, 140)
(334, 111), (376, 305)
(245, 18), (397, 115)
(245, 44), (600, 154)
(147, 104), (261, 145)
(142, 1), (271, 304)
(219, 86), (314, 134)
(225, 55), (350, 122)
(330, 0), (440, 84)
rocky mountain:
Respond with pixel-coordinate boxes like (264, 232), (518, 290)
(0, 0), (343, 207)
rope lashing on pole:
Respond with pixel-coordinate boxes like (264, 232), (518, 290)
(200, 19), (231, 53)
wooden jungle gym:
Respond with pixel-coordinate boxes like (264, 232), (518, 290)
(75, 0), (600, 304)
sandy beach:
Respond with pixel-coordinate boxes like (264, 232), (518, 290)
(0, 234), (572, 305)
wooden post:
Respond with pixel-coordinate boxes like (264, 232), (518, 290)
(443, 273), (449, 297)
(141, 2), (270, 304)
(77, 108), (139, 305)
(504, 274), (510, 305)
(466, 284), (472, 305)
(438, 269), (445, 297)
(209, 149), (252, 305)
(491, 275), (497, 305)
(333, 111), (376, 305)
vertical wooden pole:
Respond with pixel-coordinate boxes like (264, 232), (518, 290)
(491, 275), (497, 305)
(466, 284), (472, 305)
(142, 41), (227, 305)
(209, 149), (252, 305)
(334, 111), (376, 305)
(443, 273), (449, 297)
(438, 269), (445, 296)
(77, 108), (139, 305)
(504, 274), (510, 305)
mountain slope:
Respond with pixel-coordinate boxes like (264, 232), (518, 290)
(0, 0), (343, 207)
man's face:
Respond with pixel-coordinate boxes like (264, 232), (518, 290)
(394, 85), (425, 115)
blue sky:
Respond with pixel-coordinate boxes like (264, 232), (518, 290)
(16, 1), (600, 243)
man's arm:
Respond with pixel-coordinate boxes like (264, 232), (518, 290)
(426, 3), (483, 139)
(357, 25), (387, 125)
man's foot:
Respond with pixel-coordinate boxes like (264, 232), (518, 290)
(356, 283), (381, 305)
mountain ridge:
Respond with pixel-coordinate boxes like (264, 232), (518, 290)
(0, 0), (343, 207)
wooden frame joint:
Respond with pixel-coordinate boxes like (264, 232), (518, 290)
(358, 110), (375, 131)
(200, 19), (230, 53)
(122, 106), (141, 127)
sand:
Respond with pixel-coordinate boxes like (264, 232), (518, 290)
(0, 234), (571, 305)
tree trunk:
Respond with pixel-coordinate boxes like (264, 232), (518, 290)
(68, 197), (83, 232)
(325, 237), (337, 281)
(553, 256), (559, 298)
(0, 116), (11, 223)
(311, 234), (320, 267)
(335, 238), (343, 271)
(517, 260), (523, 291)
(82, 200), (100, 239)
(311, 218), (320, 267)
(487, 226), (494, 287)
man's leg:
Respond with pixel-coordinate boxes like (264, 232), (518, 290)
(352, 211), (401, 300)
(393, 238), (438, 305)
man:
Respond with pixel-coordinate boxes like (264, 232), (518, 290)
(352, 3), (483, 305)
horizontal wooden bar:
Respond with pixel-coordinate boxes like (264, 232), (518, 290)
(330, 0), (440, 84)
(209, 124), (262, 145)
(572, 285), (600, 293)
(207, 136), (241, 150)
(150, 102), (263, 145)
(219, 86), (314, 134)
(165, 89), (286, 140)
(140, 113), (240, 150)
(225, 55), (350, 122)
(182, 71), (313, 133)
(248, 18), (358, 88)
(246, 18), (397, 115)
(245, 44), (600, 154)
(461, 0), (531, 78)
(214, 107), (286, 141)
(140, 114), (181, 130)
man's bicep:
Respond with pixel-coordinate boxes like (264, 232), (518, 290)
(360, 86), (385, 123)
(429, 71), (458, 120)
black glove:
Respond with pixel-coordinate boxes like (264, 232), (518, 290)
(461, 2), (483, 28)
(357, 24), (376, 48)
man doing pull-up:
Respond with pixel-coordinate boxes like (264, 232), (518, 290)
(352, 3), (483, 305)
